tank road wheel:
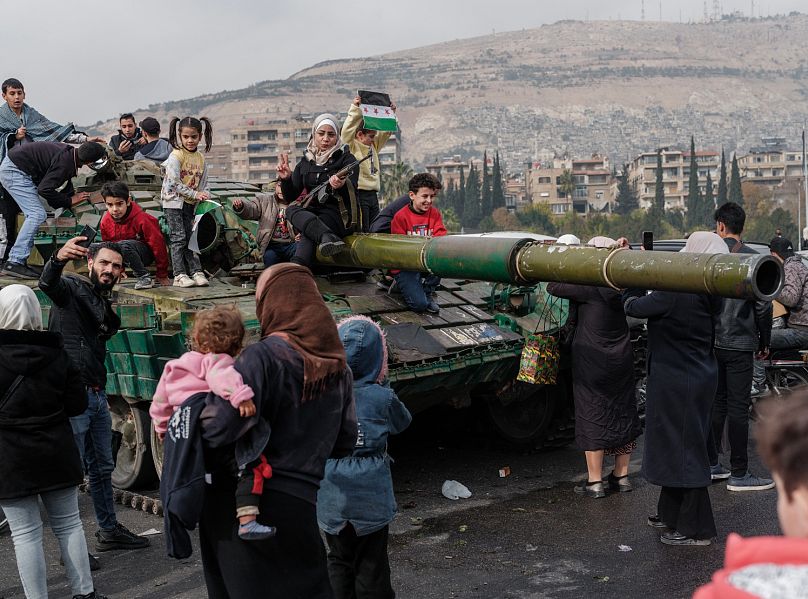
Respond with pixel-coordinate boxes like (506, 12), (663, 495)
(151, 422), (164, 480)
(109, 396), (157, 489)
(485, 379), (563, 447)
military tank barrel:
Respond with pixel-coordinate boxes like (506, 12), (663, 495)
(317, 234), (783, 301)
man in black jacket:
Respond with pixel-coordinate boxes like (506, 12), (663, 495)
(39, 236), (150, 553)
(0, 141), (106, 278)
(710, 202), (774, 492)
(108, 113), (145, 160)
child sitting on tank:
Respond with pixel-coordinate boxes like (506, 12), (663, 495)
(99, 181), (170, 289)
(390, 173), (447, 314)
(232, 183), (299, 267)
(150, 305), (276, 541)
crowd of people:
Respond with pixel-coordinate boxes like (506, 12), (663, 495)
(1, 74), (806, 599)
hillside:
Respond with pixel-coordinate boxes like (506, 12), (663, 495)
(89, 14), (808, 170)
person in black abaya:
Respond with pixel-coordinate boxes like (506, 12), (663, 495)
(622, 231), (726, 546)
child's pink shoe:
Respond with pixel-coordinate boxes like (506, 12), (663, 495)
(238, 520), (277, 540)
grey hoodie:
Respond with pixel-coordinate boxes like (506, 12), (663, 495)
(135, 138), (172, 163)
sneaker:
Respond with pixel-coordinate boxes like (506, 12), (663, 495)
(751, 383), (771, 398)
(425, 301), (440, 314)
(607, 472), (632, 493)
(238, 519), (277, 541)
(0, 512), (7, 534)
(647, 514), (670, 530)
(73, 592), (108, 599)
(1, 261), (40, 279)
(318, 233), (347, 257)
(727, 472), (776, 492)
(376, 277), (393, 291)
(95, 523), (150, 551)
(61, 552), (100, 571)
(134, 274), (153, 290)
(192, 271), (209, 287)
(660, 531), (712, 546)
(710, 463), (731, 481)
(573, 480), (606, 499)
(173, 274), (195, 288)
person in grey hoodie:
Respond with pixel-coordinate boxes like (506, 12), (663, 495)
(318, 315), (412, 599)
(133, 117), (172, 163)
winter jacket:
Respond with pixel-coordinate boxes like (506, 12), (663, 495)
(693, 534), (808, 599)
(150, 351), (255, 436)
(99, 200), (170, 279)
(109, 128), (143, 160)
(340, 103), (391, 192)
(233, 192), (297, 254)
(161, 148), (209, 210)
(714, 238), (772, 352)
(391, 204), (447, 238)
(6, 141), (77, 209)
(778, 255), (808, 329)
(318, 316), (412, 536)
(38, 258), (120, 387)
(134, 138), (172, 163)
(0, 329), (86, 500)
(369, 195), (408, 233)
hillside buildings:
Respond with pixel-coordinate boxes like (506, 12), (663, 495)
(737, 137), (806, 188)
(524, 155), (615, 214)
(626, 148), (720, 211)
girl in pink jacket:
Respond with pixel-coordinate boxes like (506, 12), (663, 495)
(150, 305), (275, 541)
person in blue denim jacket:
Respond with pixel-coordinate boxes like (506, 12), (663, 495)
(318, 315), (412, 599)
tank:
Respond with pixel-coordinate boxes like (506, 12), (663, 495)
(0, 154), (784, 489)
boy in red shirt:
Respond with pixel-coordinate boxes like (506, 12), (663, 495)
(99, 181), (170, 289)
(390, 173), (446, 314)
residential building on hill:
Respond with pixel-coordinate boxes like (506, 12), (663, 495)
(738, 137), (806, 188)
(627, 148), (719, 211)
(524, 155), (615, 214)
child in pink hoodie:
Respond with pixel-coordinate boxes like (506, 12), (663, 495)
(150, 305), (275, 541)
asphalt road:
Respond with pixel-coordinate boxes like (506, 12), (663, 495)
(0, 407), (779, 599)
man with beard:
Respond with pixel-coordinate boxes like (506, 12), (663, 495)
(39, 238), (150, 556)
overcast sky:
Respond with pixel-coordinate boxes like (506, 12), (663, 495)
(4, 0), (805, 125)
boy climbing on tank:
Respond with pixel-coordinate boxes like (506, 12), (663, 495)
(232, 183), (299, 267)
(390, 173), (446, 314)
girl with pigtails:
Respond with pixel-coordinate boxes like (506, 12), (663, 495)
(161, 116), (213, 288)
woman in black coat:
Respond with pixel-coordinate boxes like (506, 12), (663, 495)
(623, 232), (726, 546)
(547, 236), (641, 499)
(0, 284), (106, 598)
(277, 113), (360, 266)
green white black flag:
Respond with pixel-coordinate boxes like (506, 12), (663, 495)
(358, 90), (397, 132)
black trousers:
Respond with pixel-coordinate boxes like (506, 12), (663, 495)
(0, 185), (20, 261)
(355, 190), (379, 233)
(286, 202), (352, 267)
(324, 524), (395, 599)
(200, 481), (333, 599)
(709, 348), (753, 477)
(117, 239), (154, 277)
(658, 486), (716, 540)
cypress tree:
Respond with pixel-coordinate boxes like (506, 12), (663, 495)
(457, 165), (466, 220)
(703, 170), (714, 226)
(654, 149), (665, 215)
(464, 163), (481, 228)
(481, 152), (493, 219)
(729, 154), (744, 206)
(686, 136), (700, 230)
(615, 164), (638, 215)
(492, 152), (506, 210)
(717, 148), (728, 205)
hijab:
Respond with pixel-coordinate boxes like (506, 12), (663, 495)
(555, 234), (581, 245)
(587, 236), (617, 249)
(255, 263), (347, 401)
(0, 284), (43, 330)
(305, 113), (342, 166)
(682, 231), (729, 255)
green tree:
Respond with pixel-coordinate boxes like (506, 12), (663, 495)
(463, 163), (481, 228)
(457, 165), (466, 221)
(515, 204), (556, 235)
(558, 168), (575, 210)
(481, 152), (493, 219)
(729, 154), (744, 206)
(653, 150), (665, 216)
(717, 149), (728, 205)
(441, 207), (461, 233)
(685, 136), (700, 230)
(615, 164), (639, 215)
(380, 161), (413, 202)
(703, 170), (715, 227)
(492, 152), (506, 210)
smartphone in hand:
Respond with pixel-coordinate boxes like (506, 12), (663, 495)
(642, 231), (653, 251)
(76, 224), (97, 249)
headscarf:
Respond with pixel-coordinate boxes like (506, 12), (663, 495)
(0, 284), (43, 330)
(587, 236), (616, 249)
(305, 113), (342, 166)
(255, 263), (347, 401)
(682, 231), (729, 255)
(555, 234), (581, 245)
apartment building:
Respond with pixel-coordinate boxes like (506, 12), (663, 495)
(627, 148), (719, 211)
(738, 138), (805, 188)
(524, 155), (615, 214)
(230, 115), (400, 185)
(425, 155), (484, 189)
(205, 144), (233, 180)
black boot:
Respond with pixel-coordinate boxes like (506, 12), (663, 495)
(303, 219), (346, 257)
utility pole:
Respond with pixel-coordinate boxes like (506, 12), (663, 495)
(803, 129), (807, 251)
(641, 0), (645, 21)
(713, 0), (720, 20)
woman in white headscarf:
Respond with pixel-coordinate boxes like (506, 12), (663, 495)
(622, 231), (727, 546)
(278, 113), (361, 267)
(547, 237), (641, 499)
(0, 285), (107, 598)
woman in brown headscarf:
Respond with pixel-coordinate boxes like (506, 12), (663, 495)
(199, 263), (358, 599)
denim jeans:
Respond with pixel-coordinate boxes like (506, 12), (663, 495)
(0, 157), (47, 265)
(165, 204), (202, 277)
(262, 241), (298, 267)
(393, 271), (441, 312)
(0, 487), (94, 598)
(70, 388), (118, 531)
(117, 239), (154, 277)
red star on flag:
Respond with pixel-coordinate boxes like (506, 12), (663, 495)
(373, 108), (379, 114)
(384, 109), (391, 115)
(363, 107), (369, 113)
